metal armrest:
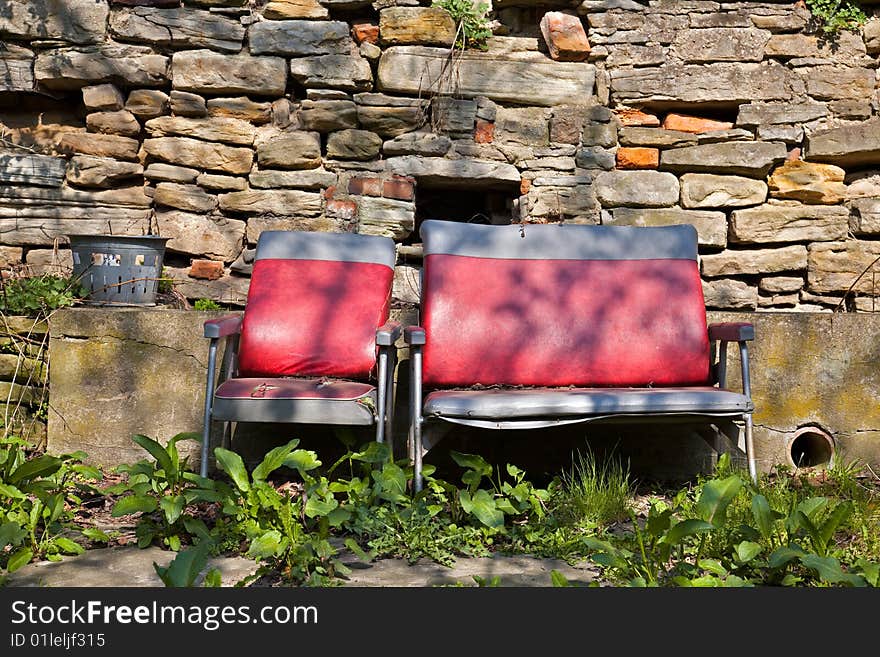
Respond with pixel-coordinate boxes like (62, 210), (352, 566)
(404, 325), (426, 345)
(376, 321), (402, 346)
(708, 322), (754, 342)
(204, 315), (243, 339)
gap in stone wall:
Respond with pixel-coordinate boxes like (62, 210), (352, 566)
(0, 92), (85, 155)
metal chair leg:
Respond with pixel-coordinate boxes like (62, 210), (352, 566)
(200, 339), (219, 478)
(745, 413), (757, 484)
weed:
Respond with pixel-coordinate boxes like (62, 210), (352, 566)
(555, 448), (635, 528)
(194, 299), (222, 311)
(805, 0), (867, 34)
(433, 0), (492, 50)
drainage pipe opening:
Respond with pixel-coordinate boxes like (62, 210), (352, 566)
(788, 426), (835, 468)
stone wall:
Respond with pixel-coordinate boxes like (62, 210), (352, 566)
(0, 316), (48, 445)
(1, 0), (880, 311)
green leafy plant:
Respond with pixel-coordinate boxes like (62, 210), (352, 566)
(194, 299), (222, 311)
(108, 433), (229, 551)
(0, 274), (85, 316)
(0, 435), (101, 581)
(433, 0), (492, 50)
(805, 0), (867, 34)
(154, 541), (221, 587)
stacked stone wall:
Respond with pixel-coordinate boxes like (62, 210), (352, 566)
(1, 0), (880, 311)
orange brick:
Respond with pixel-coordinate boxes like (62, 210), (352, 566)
(615, 108), (660, 127)
(520, 178), (531, 195)
(474, 119), (494, 144)
(352, 22), (379, 45)
(382, 176), (415, 201)
(189, 259), (224, 280)
(326, 199), (357, 220)
(787, 147), (802, 161)
(540, 12), (590, 62)
(662, 113), (733, 134)
(348, 177), (383, 196)
(616, 147), (659, 170)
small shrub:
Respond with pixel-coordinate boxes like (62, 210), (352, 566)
(194, 299), (222, 311)
(0, 274), (85, 316)
(805, 0), (867, 34)
(433, 0), (492, 50)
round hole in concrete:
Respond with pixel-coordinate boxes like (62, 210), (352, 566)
(788, 426), (835, 469)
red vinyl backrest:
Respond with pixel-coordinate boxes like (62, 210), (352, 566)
(420, 221), (711, 388)
(236, 231), (395, 379)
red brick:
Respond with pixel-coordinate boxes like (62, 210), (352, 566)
(520, 178), (531, 195)
(540, 11), (590, 62)
(614, 108), (660, 127)
(662, 113), (733, 134)
(382, 176), (415, 201)
(352, 22), (379, 45)
(348, 177), (383, 196)
(326, 199), (357, 220)
(474, 119), (495, 144)
(322, 185), (336, 200)
(616, 147), (659, 170)
(787, 147), (802, 161)
(189, 259), (224, 281)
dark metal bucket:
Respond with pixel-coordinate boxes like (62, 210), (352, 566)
(67, 235), (170, 306)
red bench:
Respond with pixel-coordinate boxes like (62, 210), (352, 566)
(405, 220), (755, 491)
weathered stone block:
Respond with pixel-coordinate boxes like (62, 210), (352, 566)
(249, 169), (336, 190)
(768, 160), (846, 205)
(196, 173), (247, 192)
(255, 131), (322, 169)
(610, 62), (798, 105)
(661, 141), (787, 177)
(382, 133), (452, 157)
(327, 129), (383, 160)
(805, 119), (880, 168)
(757, 125), (803, 144)
(735, 100), (827, 126)
(866, 20), (880, 55)
(157, 211), (245, 261)
(618, 127), (697, 149)
(109, 7), (245, 52)
(144, 163), (199, 184)
(125, 89), (169, 119)
(1, 45), (34, 93)
(379, 7), (456, 47)
(66, 156), (144, 189)
(680, 174), (767, 209)
(574, 146), (615, 170)
(540, 11), (590, 62)
(170, 91), (208, 118)
(145, 116), (256, 146)
(495, 107), (551, 147)
(86, 110), (141, 138)
(378, 46), (595, 106)
(289, 54), (373, 92)
(357, 106), (425, 138)
(759, 276), (804, 294)
(607, 207), (727, 248)
(154, 183), (218, 213)
(433, 98), (478, 136)
(218, 189), (323, 216)
(808, 241), (880, 294)
(764, 32), (866, 59)
(702, 279), (757, 310)
(47, 309), (219, 468)
(35, 45), (169, 90)
(249, 20), (351, 56)
(207, 97), (273, 124)
(264, 0), (329, 19)
(581, 123), (617, 148)
(730, 204), (849, 244)
(0, 0), (108, 44)
(672, 27), (770, 62)
(550, 105), (588, 144)
(246, 216), (346, 244)
(525, 185), (598, 221)
(386, 156), (520, 187)
(594, 170), (679, 208)
(702, 245), (808, 277)
(82, 84), (125, 112)
(357, 197), (414, 239)
(849, 198), (880, 236)
(800, 66), (874, 101)
(0, 154), (67, 188)
(60, 133), (141, 161)
(141, 137), (254, 174)
(173, 50), (287, 96)
(298, 100), (359, 132)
